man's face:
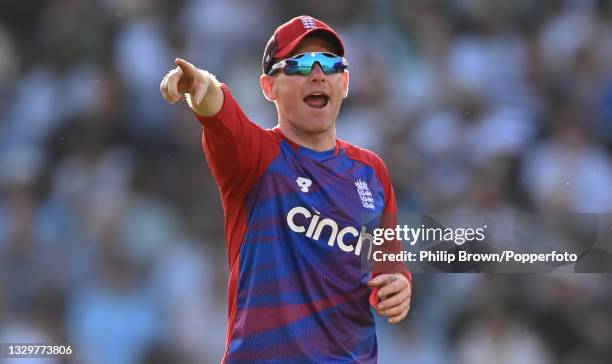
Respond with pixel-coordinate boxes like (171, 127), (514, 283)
(261, 36), (349, 136)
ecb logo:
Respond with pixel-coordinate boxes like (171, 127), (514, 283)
(300, 16), (317, 30)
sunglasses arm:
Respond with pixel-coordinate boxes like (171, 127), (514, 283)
(268, 61), (287, 75)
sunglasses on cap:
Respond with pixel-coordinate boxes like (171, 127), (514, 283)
(267, 52), (349, 76)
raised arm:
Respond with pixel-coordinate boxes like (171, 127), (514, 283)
(159, 57), (280, 203)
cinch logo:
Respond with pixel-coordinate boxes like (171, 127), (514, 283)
(286, 206), (375, 257)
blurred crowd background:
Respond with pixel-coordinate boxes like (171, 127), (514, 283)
(1, 0), (612, 363)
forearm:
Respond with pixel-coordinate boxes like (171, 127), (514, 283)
(187, 71), (224, 117)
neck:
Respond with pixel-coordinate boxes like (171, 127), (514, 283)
(278, 121), (336, 152)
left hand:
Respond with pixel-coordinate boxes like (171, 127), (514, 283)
(367, 273), (412, 324)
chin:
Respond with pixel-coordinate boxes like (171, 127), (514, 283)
(299, 114), (334, 134)
(306, 123), (333, 134)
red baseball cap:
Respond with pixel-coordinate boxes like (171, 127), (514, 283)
(262, 15), (345, 74)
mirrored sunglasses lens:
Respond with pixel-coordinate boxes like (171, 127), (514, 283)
(298, 65), (314, 75)
(280, 53), (345, 75)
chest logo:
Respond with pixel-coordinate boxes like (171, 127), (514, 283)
(355, 179), (375, 209)
(296, 177), (312, 192)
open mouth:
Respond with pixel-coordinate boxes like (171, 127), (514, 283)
(303, 92), (329, 109)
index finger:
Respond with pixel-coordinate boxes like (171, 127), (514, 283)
(377, 276), (410, 298)
(175, 58), (197, 77)
(367, 274), (394, 287)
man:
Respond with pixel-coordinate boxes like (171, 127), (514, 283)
(160, 15), (412, 363)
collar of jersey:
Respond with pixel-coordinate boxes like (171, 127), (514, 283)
(298, 144), (337, 161)
(273, 127), (340, 161)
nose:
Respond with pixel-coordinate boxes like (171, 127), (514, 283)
(308, 62), (325, 81)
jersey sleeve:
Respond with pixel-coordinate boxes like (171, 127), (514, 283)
(368, 157), (413, 307)
(193, 84), (279, 202)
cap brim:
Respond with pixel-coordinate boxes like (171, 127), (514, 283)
(274, 28), (344, 59)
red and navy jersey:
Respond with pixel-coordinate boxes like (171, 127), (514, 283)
(195, 85), (411, 364)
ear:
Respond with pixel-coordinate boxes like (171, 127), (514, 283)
(341, 70), (350, 99)
(260, 74), (276, 101)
